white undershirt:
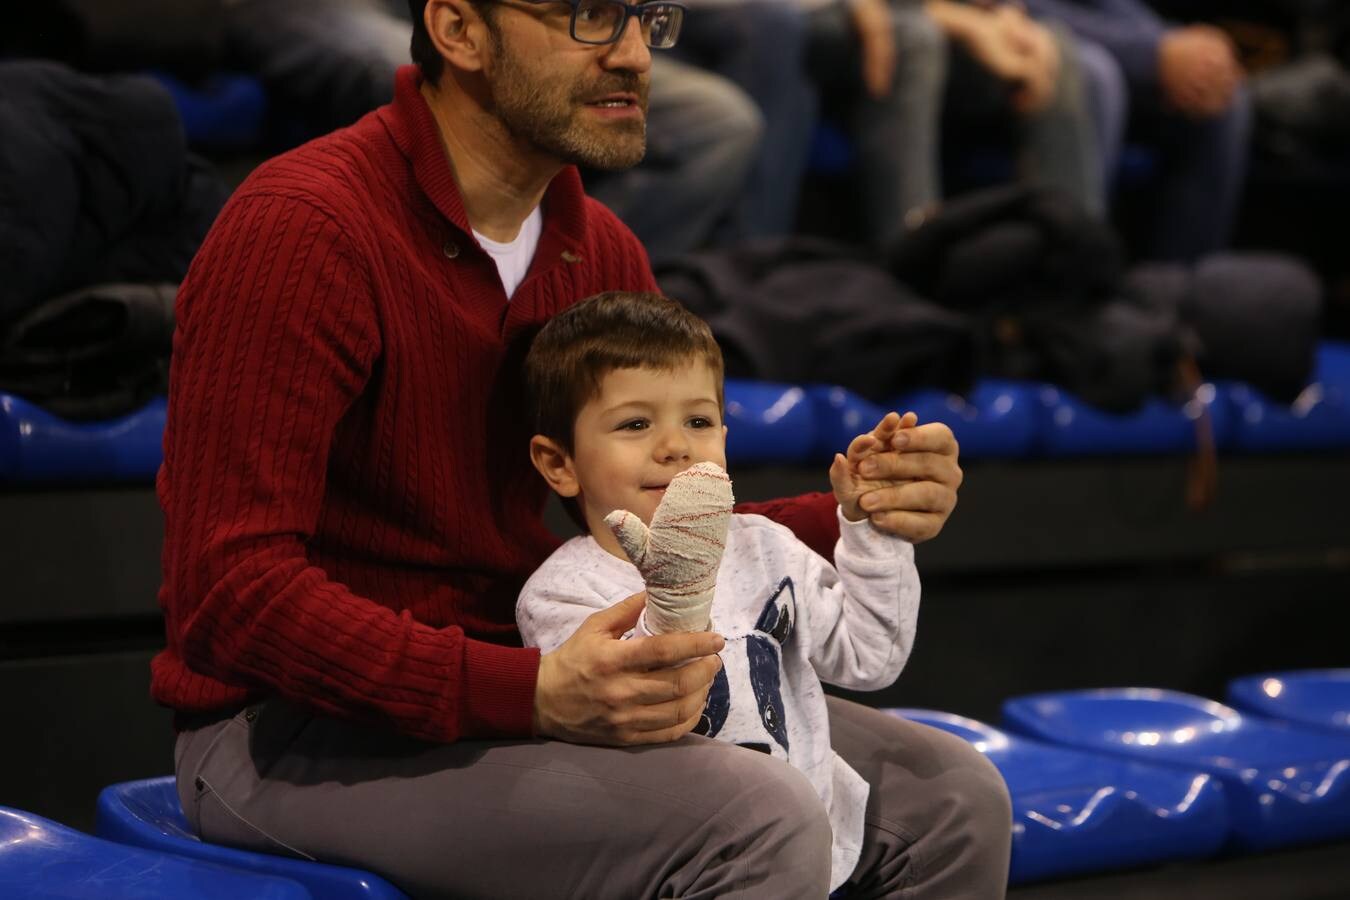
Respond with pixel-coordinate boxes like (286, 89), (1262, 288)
(472, 206), (543, 299)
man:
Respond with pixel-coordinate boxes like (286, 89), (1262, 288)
(156, 1), (1010, 896)
(221, 0), (762, 260)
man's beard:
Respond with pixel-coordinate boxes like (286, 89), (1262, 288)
(485, 32), (648, 170)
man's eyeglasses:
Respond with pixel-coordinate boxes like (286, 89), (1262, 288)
(510, 0), (687, 48)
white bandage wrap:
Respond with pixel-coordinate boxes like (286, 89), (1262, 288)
(604, 461), (734, 634)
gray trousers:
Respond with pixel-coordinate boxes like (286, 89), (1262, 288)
(176, 695), (1011, 899)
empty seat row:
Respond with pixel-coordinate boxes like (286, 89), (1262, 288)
(6, 343), (1349, 484)
(892, 669), (1350, 885)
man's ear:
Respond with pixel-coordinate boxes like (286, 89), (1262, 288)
(426, 0), (492, 74)
(530, 435), (580, 498)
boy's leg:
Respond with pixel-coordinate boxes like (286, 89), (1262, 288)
(828, 697), (1012, 899)
(175, 699), (833, 900)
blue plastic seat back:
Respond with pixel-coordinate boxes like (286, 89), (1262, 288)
(890, 708), (1228, 884)
(96, 778), (409, 900)
(1001, 688), (1350, 851)
(1226, 669), (1350, 734)
(807, 380), (1037, 462)
(1034, 383), (1234, 457)
(1227, 341), (1350, 453)
(0, 393), (166, 484)
(0, 806), (311, 899)
(724, 379), (817, 465)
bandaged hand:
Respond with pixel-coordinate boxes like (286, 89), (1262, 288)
(605, 462), (734, 634)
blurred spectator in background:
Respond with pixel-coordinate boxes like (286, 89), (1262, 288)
(602, 0), (1106, 252)
(1026, 0), (1253, 262)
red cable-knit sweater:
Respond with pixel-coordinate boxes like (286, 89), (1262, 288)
(151, 66), (838, 743)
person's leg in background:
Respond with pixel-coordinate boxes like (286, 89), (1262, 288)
(674, 1), (818, 240)
(1140, 83), (1253, 262)
(222, 0), (411, 134)
(1073, 37), (1128, 206)
(584, 57), (764, 262)
(806, 2), (949, 248)
(1017, 27), (1105, 217)
(827, 697), (1013, 899)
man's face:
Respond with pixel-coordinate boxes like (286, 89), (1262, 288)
(482, 5), (650, 170)
(566, 362), (727, 558)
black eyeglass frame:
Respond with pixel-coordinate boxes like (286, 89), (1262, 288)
(503, 0), (688, 47)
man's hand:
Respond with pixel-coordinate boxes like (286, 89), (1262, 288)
(830, 411), (916, 521)
(838, 415), (962, 543)
(929, 1), (1059, 115)
(849, 0), (898, 99)
(1159, 25), (1242, 118)
(993, 4), (1060, 114)
(533, 593), (725, 746)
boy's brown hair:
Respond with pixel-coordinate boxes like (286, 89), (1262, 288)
(525, 291), (725, 452)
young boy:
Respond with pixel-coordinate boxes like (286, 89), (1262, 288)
(517, 291), (921, 892)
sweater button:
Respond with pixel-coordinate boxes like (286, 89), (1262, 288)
(244, 708), (258, 723)
(442, 240), (460, 260)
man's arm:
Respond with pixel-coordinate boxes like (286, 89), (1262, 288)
(163, 193), (535, 743)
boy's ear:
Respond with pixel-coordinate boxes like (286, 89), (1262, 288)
(426, 0), (492, 74)
(529, 435), (580, 498)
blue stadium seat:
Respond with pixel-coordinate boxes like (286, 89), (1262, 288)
(888, 708), (1227, 884)
(1034, 382), (1233, 457)
(1227, 341), (1350, 453)
(146, 71), (268, 150)
(1001, 688), (1350, 851)
(0, 393), (166, 484)
(724, 379), (818, 465)
(1226, 670), (1350, 735)
(96, 778), (408, 900)
(0, 805), (311, 899)
(808, 379), (1037, 462)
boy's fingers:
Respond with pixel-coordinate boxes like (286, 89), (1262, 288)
(845, 432), (878, 462)
(898, 411), (919, 429)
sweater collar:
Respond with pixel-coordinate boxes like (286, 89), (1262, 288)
(381, 66), (589, 256)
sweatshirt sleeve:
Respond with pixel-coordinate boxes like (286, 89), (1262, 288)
(162, 192), (537, 743)
(516, 547), (638, 653)
(794, 509), (920, 692)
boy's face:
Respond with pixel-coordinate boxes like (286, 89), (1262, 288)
(563, 361), (726, 557)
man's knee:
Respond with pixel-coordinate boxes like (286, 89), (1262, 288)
(934, 729), (1013, 840)
(711, 746), (833, 853)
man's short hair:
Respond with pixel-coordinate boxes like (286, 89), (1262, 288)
(406, 1), (444, 84)
(525, 292), (725, 452)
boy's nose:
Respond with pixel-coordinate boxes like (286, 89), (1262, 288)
(653, 428), (691, 462)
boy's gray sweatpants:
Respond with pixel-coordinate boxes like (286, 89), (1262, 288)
(175, 695), (1011, 899)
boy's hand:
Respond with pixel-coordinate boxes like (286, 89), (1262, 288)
(606, 462), (734, 634)
(830, 411), (918, 521)
(534, 593), (725, 746)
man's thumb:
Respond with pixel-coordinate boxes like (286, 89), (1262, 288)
(591, 592), (645, 636)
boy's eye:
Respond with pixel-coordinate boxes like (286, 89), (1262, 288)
(617, 419), (649, 432)
(688, 416), (715, 429)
